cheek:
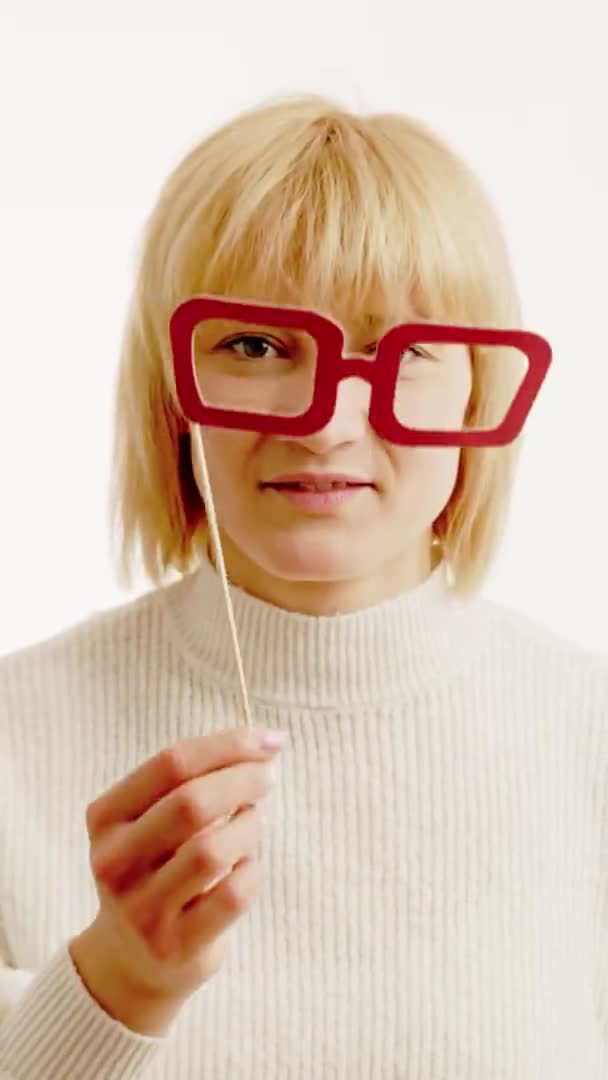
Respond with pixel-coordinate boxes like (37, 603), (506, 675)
(393, 446), (462, 510)
(394, 368), (472, 432)
(191, 431), (255, 509)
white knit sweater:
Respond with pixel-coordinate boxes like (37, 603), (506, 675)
(0, 553), (606, 1079)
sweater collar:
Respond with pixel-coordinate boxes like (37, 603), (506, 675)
(161, 550), (492, 710)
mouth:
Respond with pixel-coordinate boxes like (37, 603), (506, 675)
(262, 480), (371, 492)
(259, 478), (374, 514)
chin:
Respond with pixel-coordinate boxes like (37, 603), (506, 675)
(252, 534), (365, 582)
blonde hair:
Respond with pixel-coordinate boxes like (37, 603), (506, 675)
(110, 93), (526, 597)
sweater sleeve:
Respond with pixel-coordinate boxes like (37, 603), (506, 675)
(0, 942), (168, 1080)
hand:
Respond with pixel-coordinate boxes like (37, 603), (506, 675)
(69, 726), (287, 1034)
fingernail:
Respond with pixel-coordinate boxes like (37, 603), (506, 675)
(256, 728), (289, 753)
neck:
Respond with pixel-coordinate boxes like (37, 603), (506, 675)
(206, 533), (442, 616)
(162, 546), (491, 710)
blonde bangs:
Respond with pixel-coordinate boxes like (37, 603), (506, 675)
(146, 101), (521, 346)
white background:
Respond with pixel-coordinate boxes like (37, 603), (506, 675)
(0, 0), (606, 655)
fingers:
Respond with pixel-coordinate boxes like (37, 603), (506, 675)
(178, 858), (264, 956)
(84, 727), (288, 1004)
(120, 806), (262, 959)
(86, 727), (286, 836)
(95, 762), (274, 892)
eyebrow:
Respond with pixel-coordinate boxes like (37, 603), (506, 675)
(362, 311), (430, 332)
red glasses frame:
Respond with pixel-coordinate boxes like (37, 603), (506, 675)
(169, 295), (552, 447)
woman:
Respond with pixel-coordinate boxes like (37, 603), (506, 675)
(0, 94), (605, 1079)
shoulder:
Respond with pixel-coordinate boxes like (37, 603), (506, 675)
(480, 593), (608, 717)
(0, 577), (198, 806)
(0, 584), (168, 716)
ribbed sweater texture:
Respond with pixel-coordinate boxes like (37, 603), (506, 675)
(0, 554), (606, 1078)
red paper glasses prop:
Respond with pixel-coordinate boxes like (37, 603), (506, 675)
(170, 295), (552, 447)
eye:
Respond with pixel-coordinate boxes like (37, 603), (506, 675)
(403, 345), (432, 361)
(365, 342), (432, 361)
(220, 334), (287, 360)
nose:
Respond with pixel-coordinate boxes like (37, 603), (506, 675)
(276, 373), (373, 452)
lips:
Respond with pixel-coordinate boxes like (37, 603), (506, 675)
(266, 481), (366, 492)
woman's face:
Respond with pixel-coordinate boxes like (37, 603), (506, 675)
(190, 306), (473, 613)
